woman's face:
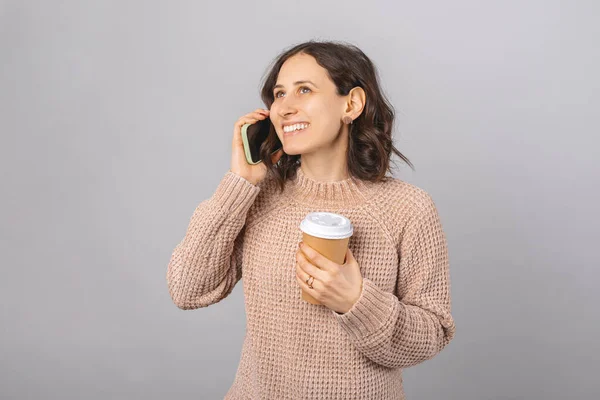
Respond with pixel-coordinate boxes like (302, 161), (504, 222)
(269, 53), (347, 156)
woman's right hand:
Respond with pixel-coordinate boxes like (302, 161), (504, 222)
(230, 108), (284, 186)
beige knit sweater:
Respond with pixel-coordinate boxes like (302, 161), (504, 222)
(166, 166), (456, 399)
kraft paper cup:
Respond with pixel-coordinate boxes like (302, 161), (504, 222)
(298, 212), (354, 305)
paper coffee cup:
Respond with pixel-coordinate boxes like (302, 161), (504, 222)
(298, 212), (354, 305)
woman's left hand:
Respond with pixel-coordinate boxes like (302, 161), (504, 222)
(295, 241), (363, 314)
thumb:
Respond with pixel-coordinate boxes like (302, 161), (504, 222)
(343, 247), (355, 266)
(344, 247), (363, 283)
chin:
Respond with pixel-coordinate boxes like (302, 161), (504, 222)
(282, 147), (302, 156)
(282, 141), (306, 156)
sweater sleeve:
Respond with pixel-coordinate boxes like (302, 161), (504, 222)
(332, 194), (456, 369)
(166, 170), (260, 310)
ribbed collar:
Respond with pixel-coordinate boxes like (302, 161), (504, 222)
(284, 165), (378, 208)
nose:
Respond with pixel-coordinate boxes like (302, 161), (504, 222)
(277, 95), (299, 118)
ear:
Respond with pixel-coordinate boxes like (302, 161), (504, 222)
(343, 86), (366, 121)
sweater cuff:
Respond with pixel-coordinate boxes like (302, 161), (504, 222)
(332, 278), (397, 339)
(211, 170), (261, 217)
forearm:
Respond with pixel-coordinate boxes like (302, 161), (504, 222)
(166, 171), (260, 309)
(333, 278), (455, 369)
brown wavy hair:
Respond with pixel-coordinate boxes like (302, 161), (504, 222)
(258, 39), (414, 192)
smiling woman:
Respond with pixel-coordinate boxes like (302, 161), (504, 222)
(166, 39), (455, 400)
(258, 40), (415, 191)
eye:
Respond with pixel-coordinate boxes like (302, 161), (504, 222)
(273, 86), (312, 99)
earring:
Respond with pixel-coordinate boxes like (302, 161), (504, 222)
(342, 116), (353, 125)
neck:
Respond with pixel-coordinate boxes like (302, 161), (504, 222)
(298, 152), (349, 182)
(284, 164), (378, 209)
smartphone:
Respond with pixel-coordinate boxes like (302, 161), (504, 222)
(240, 117), (282, 165)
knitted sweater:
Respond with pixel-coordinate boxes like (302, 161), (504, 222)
(166, 166), (456, 399)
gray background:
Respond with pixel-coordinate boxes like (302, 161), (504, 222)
(1, 1), (598, 399)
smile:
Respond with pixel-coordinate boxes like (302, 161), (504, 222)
(283, 123), (310, 136)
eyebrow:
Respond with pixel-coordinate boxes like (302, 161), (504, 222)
(273, 80), (317, 90)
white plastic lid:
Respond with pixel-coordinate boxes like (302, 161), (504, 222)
(299, 212), (353, 239)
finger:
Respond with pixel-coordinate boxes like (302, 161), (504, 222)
(235, 117), (259, 129)
(236, 111), (269, 126)
(299, 242), (337, 273)
(251, 111), (269, 118)
(296, 271), (320, 297)
(249, 110), (269, 119)
(296, 250), (327, 283)
(235, 117), (256, 125)
(342, 247), (353, 265)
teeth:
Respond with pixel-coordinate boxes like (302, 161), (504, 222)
(283, 123), (309, 133)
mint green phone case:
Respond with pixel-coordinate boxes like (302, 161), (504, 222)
(241, 123), (261, 165)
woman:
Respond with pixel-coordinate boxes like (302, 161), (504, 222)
(167, 40), (456, 399)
